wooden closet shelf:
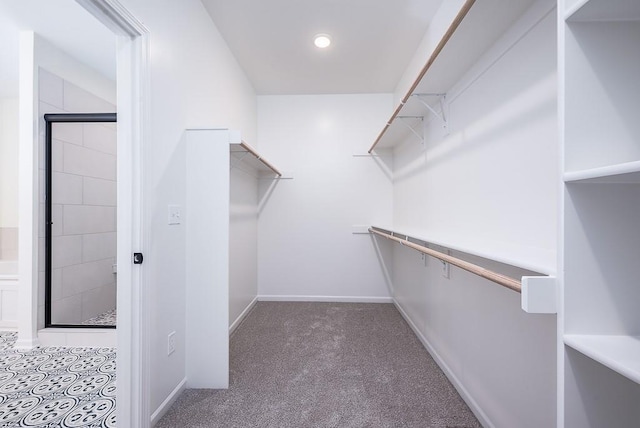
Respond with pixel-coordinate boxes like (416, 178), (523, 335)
(230, 141), (282, 177)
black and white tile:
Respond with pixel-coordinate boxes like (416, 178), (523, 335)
(81, 310), (117, 327)
(0, 332), (116, 427)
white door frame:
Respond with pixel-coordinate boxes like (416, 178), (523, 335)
(16, 0), (149, 424)
(75, 1), (150, 426)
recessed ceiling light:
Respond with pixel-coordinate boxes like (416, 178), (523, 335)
(314, 34), (331, 49)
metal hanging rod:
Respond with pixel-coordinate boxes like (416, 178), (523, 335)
(369, 227), (522, 293)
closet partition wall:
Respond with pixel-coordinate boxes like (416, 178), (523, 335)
(44, 113), (117, 328)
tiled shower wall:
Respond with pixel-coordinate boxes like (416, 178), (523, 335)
(38, 68), (117, 326)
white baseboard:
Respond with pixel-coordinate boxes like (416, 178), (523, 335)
(392, 298), (494, 428)
(258, 295), (393, 304)
(14, 337), (40, 350)
(150, 377), (187, 427)
(229, 296), (258, 335)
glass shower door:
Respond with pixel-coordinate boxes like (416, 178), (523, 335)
(45, 113), (117, 328)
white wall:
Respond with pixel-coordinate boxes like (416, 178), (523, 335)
(257, 94), (394, 301)
(118, 0), (257, 418)
(0, 98), (18, 228)
(0, 97), (19, 260)
(389, 4), (558, 427)
(229, 166), (258, 327)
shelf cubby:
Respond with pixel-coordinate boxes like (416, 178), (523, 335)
(563, 184), (640, 381)
(564, 16), (640, 173)
(564, 335), (640, 384)
(565, 0), (640, 22)
(564, 346), (640, 427)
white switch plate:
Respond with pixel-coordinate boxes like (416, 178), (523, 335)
(168, 205), (181, 225)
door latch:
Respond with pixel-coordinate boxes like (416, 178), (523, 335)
(133, 253), (144, 264)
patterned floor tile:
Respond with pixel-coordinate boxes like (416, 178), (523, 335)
(80, 310), (116, 327)
(0, 332), (116, 427)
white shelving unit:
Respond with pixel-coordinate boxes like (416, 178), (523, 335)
(185, 130), (283, 389)
(368, 0), (537, 152)
(560, 0), (640, 424)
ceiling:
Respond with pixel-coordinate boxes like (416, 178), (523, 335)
(201, 0), (443, 95)
(0, 1), (441, 98)
(0, 0), (115, 98)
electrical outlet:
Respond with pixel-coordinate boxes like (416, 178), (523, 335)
(441, 260), (450, 279)
(168, 205), (181, 225)
(167, 331), (176, 355)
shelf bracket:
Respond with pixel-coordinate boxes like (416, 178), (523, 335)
(521, 276), (557, 314)
(412, 93), (447, 132)
(396, 116), (424, 145)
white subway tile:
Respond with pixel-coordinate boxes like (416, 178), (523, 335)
(63, 205), (116, 235)
(39, 203), (45, 238)
(63, 81), (116, 113)
(39, 101), (65, 116)
(51, 294), (82, 324)
(52, 172), (83, 205)
(83, 123), (117, 155)
(63, 143), (116, 180)
(52, 139), (64, 172)
(51, 235), (82, 269)
(38, 238), (45, 273)
(38, 69), (64, 109)
(81, 282), (116, 322)
(51, 268), (63, 302)
(39, 171), (45, 204)
(62, 258), (115, 298)
(38, 275), (45, 310)
(52, 122), (83, 146)
(52, 204), (63, 237)
(38, 304), (44, 330)
(82, 232), (116, 263)
(83, 177), (116, 206)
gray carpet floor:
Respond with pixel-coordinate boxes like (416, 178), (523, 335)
(156, 302), (481, 428)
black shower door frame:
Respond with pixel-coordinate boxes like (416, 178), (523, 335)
(44, 112), (117, 328)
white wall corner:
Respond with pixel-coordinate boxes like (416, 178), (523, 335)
(521, 276), (557, 314)
(149, 377), (186, 426)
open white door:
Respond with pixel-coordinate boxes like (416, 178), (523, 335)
(75, 1), (150, 426)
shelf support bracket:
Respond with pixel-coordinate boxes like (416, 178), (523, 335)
(396, 116), (424, 145)
(521, 276), (557, 314)
(412, 93), (448, 133)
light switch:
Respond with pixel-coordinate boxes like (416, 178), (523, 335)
(168, 205), (181, 225)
